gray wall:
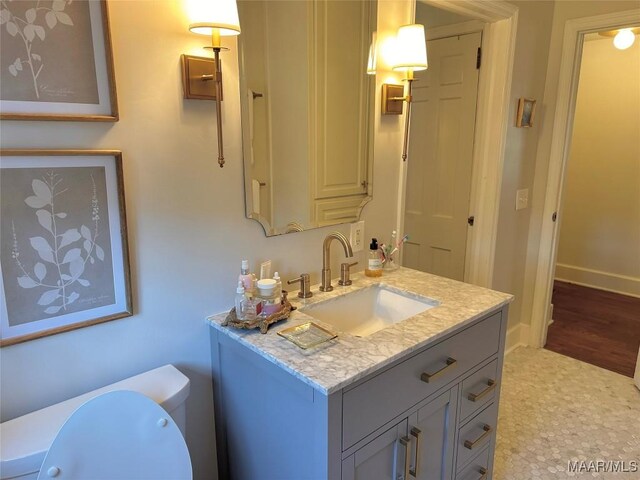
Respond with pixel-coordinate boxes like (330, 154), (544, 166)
(493, 0), (555, 330)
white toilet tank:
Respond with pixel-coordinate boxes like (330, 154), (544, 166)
(0, 365), (190, 480)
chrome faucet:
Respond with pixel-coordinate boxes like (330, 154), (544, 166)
(320, 232), (354, 292)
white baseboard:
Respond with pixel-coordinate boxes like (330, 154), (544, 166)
(505, 323), (530, 356)
(555, 263), (640, 298)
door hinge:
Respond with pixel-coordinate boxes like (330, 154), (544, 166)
(467, 215), (475, 226)
(476, 47), (482, 69)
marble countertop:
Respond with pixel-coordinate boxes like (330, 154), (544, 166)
(207, 267), (513, 395)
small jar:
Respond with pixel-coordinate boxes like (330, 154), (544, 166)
(257, 279), (277, 297)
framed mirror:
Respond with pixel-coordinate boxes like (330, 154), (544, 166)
(237, 0), (377, 236)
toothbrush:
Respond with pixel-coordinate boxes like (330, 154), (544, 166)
(397, 234), (409, 247)
(388, 234), (409, 258)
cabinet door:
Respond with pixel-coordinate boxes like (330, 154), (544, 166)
(342, 419), (409, 480)
(407, 387), (458, 480)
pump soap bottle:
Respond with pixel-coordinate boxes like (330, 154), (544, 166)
(365, 238), (383, 277)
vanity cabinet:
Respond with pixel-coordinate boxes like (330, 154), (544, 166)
(342, 387), (457, 480)
(341, 419), (408, 480)
(210, 305), (508, 480)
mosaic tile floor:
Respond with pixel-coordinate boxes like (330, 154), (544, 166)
(494, 347), (640, 479)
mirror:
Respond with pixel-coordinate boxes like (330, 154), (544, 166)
(237, 0), (377, 236)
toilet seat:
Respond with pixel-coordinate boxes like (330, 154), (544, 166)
(37, 390), (192, 480)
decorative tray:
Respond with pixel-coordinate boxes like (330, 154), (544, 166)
(223, 291), (295, 334)
(277, 322), (337, 349)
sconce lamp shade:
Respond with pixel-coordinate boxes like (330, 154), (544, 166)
(188, 0), (241, 36)
(392, 24), (428, 72)
(367, 32), (378, 75)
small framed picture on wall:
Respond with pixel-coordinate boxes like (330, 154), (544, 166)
(0, 150), (132, 346)
(516, 98), (536, 128)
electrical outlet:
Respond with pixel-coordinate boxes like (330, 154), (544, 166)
(516, 188), (529, 211)
(350, 220), (365, 252)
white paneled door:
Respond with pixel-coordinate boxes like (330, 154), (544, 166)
(403, 32), (481, 281)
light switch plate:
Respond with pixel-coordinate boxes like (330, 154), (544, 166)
(516, 188), (529, 211)
(350, 221), (365, 252)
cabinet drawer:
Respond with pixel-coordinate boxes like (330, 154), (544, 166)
(343, 311), (501, 450)
(456, 446), (490, 480)
(460, 359), (498, 421)
(456, 402), (498, 469)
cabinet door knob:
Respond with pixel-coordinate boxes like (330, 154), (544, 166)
(420, 357), (457, 383)
(409, 427), (422, 478)
(467, 379), (496, 402)
(464, 423), (492, 450)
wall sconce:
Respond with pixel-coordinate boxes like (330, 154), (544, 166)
(381, 24), (428, 161)
(182, 0), (241, 168)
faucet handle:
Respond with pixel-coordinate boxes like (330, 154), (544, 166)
(338, 262), (358, 286)
(287, 273), (313, 299)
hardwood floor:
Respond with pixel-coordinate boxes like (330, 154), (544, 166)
(544, 281), (640, 377)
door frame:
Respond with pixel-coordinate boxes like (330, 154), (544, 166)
(396, 0), (519, 288)
(528, 9), (640, 348)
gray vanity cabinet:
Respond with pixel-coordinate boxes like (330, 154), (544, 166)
(342, 387), (457, 480)
(210, 305), (507, 480)
(408, 388), (458, 480)
(341, 419), (408, 480)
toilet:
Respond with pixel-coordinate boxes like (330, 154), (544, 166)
(0, 365), (192, 480)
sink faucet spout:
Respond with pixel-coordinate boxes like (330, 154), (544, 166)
(321, 232), (354, 292)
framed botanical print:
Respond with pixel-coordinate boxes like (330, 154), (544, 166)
(0, 0), (118, 121)
(0, 150), (132, 346)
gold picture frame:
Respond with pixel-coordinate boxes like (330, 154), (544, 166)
(0, 1), (119, 121)
(516, 98), (536, 128)
(0, 150), (132, 346)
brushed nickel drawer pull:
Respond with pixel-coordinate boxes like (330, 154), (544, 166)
(468, 379), (496, 402)
(409, 427), (422, 477)
(399, 436), (411, 480)
(420, 357), (457, 383)
(477, 467), (488, 480)
(464, 423), (492, 450)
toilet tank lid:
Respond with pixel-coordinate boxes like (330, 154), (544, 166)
(0, 364), (189, 479)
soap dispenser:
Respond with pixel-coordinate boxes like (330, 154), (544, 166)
(365, 238), (383, 277)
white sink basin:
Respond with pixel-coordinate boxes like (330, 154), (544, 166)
(301, 284), (439, 337)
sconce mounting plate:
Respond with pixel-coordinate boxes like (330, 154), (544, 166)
(382, 84), (405, 115)
(181, 54), (223, 101)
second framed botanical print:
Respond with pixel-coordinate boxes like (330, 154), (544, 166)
(0, 0), (118, 121)
(0, 150), (132, 346)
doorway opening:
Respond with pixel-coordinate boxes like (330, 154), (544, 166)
(543, 28), (640, 377)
